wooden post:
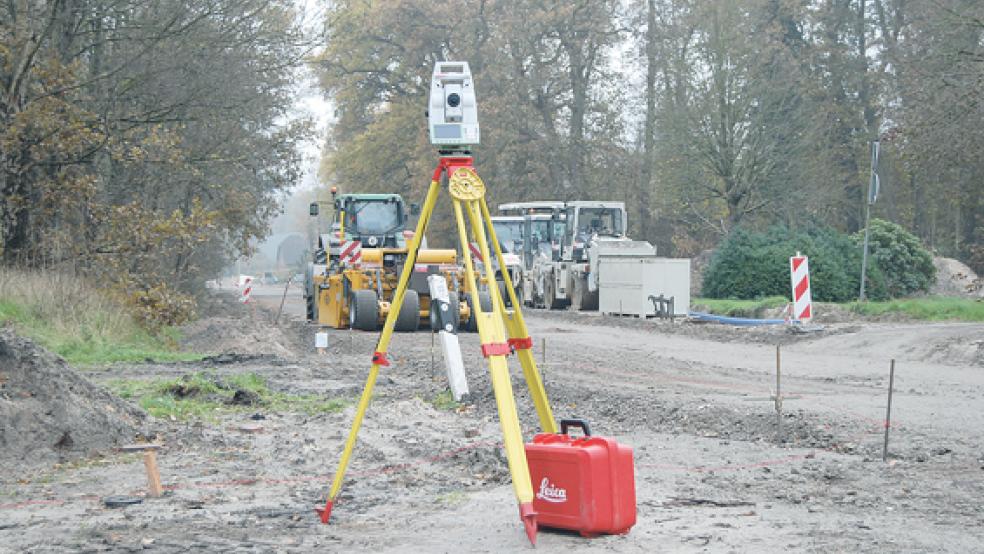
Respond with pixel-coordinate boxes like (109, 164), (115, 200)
(121, 444), (163, 498)
(273, 276), (292, 325)
(143, 450), (163, 498)
(883, 359), (895, 462)
(775, 344), (783, 443)
(541, 337), (546, 369)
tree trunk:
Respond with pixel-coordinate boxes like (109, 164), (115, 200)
(568, 46), (586, 195)
(637, 0), (658, 243)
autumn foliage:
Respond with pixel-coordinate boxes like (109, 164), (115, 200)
(1, 1), (308, 326)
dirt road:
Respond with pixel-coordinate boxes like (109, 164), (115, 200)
(1, 286), (981, 552)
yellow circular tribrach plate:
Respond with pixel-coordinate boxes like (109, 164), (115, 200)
(448, 167), (486, 200)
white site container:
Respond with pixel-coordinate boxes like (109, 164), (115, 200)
(598, 257), (691, 317)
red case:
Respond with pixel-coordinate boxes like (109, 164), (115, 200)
(524, 420), (636, 537)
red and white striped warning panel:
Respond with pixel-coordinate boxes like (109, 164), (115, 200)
(240, 276), (253, 304)
(338, 241), (362, 266)
(789, 254), (812, 322)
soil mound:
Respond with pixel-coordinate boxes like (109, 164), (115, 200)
(0, 328), (145, 475)
(179, 291), (299, 361)
(179, 316), (297, 361)
(931, 256), (984, 298)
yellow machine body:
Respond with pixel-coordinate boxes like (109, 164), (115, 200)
(313, 247), (472, 330)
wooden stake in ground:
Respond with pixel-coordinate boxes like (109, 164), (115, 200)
(775, 344), (783, 443)
(883, 359), (895, 461)
(143, 450), (163, 497)
(541, 337), (546, 369)
(120, 444), (163, 497)
(273, 276), (292, 325)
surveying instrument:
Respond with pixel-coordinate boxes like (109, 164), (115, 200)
(316, 62), (558, 545)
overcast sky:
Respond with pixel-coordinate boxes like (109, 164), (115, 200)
(293, 0), (332, 191)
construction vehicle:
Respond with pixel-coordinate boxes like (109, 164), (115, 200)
(304, 191), (478, 331)
(497, 202), (568, 308)
(503, 201), (690, 316)
(473, 216), (526, 306)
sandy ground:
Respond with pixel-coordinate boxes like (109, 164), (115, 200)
(1, 282), (982, 552)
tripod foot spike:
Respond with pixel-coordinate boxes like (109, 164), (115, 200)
(519, 502), (538, 546)
(315, 499), (333, 524)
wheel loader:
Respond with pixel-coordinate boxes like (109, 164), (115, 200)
(499, 201), (691, 316)
(305, 191), (486, 331)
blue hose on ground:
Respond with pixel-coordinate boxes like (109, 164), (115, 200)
(688, 311), (799, 326)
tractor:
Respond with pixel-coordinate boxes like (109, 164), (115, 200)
(305, 191), (485, 331)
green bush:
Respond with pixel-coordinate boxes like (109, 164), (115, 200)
(702, 226), (888, 302)
(853, 219), (935, 297)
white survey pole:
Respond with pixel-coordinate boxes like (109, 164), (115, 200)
(427, 275), (469, 401)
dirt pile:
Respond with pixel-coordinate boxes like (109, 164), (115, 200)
(180, 315), (297, 359)
(931, 256), (984, 298)
(179, 292), (300, 361)
(0, 328), (145, 475)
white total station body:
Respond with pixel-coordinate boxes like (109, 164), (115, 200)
(428, 61), (480, 149)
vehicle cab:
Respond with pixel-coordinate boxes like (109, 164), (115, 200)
(332, 193), (409, 249)
(562, 201), (628, 262)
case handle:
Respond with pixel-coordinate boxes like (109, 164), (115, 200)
(559, 418), (592, 437)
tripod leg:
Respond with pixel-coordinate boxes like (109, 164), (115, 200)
(479, 198), (557, 434)
(458, 199), (537, 544)
(317, 177), (442, 524)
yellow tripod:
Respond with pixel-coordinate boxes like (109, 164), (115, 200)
(316, 155), (557, 545)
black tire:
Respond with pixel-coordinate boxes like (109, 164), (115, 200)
(429, 291), (460, 333)
(465, 290), (493, 332)
(394, 289), (420, 332)
(497, 280), (512, 308)
(350, 289), (379, 331)
(571, 277), (598, 311)
(543, 275), (565, 310)
(447, 291), (461, 332)
(306, 289), (316, 321)
(304, 265), (316, 321)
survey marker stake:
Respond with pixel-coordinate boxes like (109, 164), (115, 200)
(273, 275), (292, 325)
(883, 359), (895, 462)
(775, 344), (783, 443)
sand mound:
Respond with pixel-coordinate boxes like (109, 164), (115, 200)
(179, 316), (297, 361)
(931, 256), (984, 298)
(0, 328), (145, 475)
(177, 291), (300, 361)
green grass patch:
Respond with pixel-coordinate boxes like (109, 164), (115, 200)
(847, 296), (984, 322)
(429, 390), (462, 411)
(107, 371), (348, 421)
(691, 296), (790, 318)
(694, 295), (984, 322)
(0, 269), (201, 365)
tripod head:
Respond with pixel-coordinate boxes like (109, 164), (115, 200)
(428, 61), (479, 154)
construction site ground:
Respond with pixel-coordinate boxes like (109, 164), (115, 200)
(2, 282), (982, 552)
